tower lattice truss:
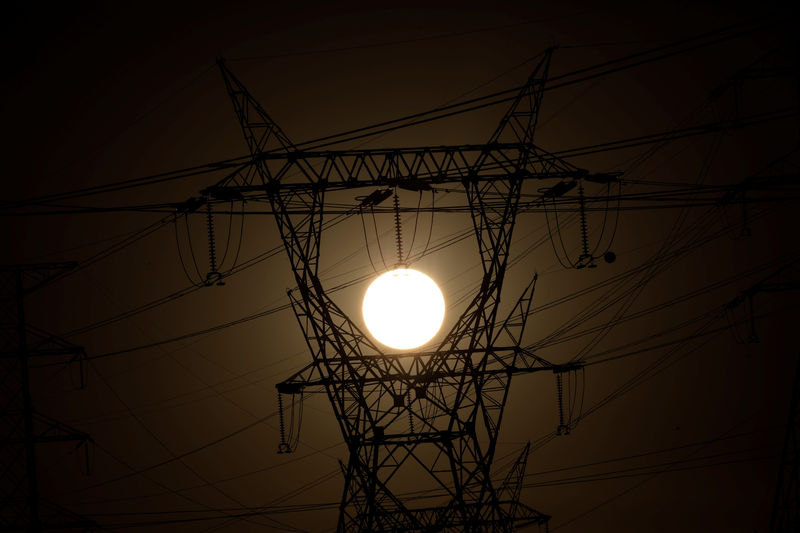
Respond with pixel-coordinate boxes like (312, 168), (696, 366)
(204, 51), (610, 532)
(0, 264), (93, 532)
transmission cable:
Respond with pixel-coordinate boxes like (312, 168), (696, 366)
(1, 19), (772, 212)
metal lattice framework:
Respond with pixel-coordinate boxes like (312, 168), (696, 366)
(770, 354), (800, 532)
(0, 263), (94, 532)
(209, 51), (607, 531)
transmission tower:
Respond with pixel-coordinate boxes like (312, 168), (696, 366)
(769, 354), (800, 532)
(0, 263), (95, 532)
(204, 50), (609, 531)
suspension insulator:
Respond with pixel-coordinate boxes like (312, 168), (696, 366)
(278, 392), (291, 454)
(394, 189), (405, 267)
(556, 372), (569, 435)
(205, 201), (224, 286)
(576, 181), (596, 269)
(393, 191), (405, 267)
(408, 395), (415, 434)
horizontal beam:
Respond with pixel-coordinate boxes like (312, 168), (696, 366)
(370, 500), (549, 529)
(277, 348), (559, 394)
(196, 142), (605, 202)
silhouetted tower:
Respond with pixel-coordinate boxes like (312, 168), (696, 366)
(0, 264), (94, 532)
(769, 355), (800, 532)
(206, 51), (606, 531)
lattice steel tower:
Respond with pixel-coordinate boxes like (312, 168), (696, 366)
(0, 263), (94, 532)
(203, 50), (606, 531)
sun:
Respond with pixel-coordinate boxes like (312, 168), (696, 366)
(362, 268), (445, 350)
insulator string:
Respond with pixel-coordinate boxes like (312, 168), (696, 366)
(556, 372), (566, 435)
(578, 181), (590, 262)
(278, 391), (290, 454)
(206, 201), (218, 274)
(393, 190), (404, 267)
(408, 395), (415, 434)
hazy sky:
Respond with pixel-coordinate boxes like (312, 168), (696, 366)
(3, 2), (798, 531)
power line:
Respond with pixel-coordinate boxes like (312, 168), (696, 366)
(1, 19), (771, 211)
(227, 13), (583, 62)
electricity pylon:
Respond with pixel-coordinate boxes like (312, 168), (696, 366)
(206, 51), (605, 531)
(0, 263), (94, 532)
(769, 354), (800, 532)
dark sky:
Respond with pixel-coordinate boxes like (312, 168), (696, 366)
(3, 1), (799, 531)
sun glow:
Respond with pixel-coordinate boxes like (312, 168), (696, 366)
(362, 268), (445, 350)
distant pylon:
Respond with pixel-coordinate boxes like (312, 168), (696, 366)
(0, 264), (95, 532)
(769, 354), (800, 532)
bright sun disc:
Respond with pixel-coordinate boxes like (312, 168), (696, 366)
(362, 268), (445, 350)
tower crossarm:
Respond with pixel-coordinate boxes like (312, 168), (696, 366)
(201, 143), (588, 197)
(276, 347), (555, 394)
(370, 500), (550, 530)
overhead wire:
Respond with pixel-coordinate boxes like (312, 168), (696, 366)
(570, 131), (723, 362)
(85, 361), (298, 531)
(18, 18), (792, 524)
(0, 19), (772, 213)
(39, 217), (478, 366)
(61, 286), (783, 524)
(123, 159), (768, 382)
(528, 88), (780, 357)
(174, 215), (204, 288)
(99, 424), (783, 527)
(6, 107), (797, 219)
(59, 210), (353, 339)
(226, 14), (580, 62)
(548, 413), (767, 531)
(524, 450), (778, 490)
